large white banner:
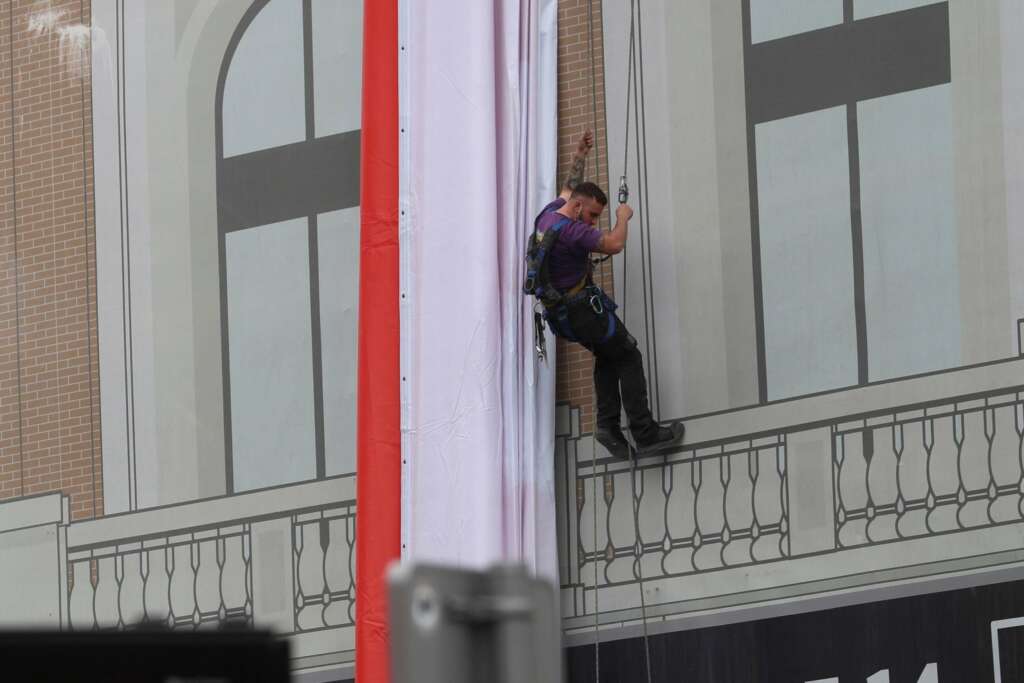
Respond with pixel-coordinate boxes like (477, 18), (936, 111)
(400, 0), (558, 582)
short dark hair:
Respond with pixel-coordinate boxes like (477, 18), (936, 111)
(571, 181), (608, 205)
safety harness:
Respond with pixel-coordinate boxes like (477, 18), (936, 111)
(523, 211), (617, 361)
(522, 215), (572, 311)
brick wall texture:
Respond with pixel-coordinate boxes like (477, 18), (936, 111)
(556, 0), (611, 435)
(0, 0), (102, 521)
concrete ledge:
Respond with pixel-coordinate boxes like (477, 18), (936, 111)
(681, 356), (1024, 450)
(0, 493), (66, 534)
(68, 475), (355, 549)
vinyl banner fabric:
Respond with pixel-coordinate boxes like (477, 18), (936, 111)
(399, 0), (559, 579)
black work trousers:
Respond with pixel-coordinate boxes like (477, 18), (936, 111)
(559, 293), (658, 444)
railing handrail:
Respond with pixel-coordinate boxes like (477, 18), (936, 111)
(657, 357), (1024, 454)
(67, 475), (355, 551)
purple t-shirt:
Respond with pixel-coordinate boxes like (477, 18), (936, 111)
(534, 198), (602, 291)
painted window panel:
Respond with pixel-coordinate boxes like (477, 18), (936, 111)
(222, 0), (305, 157)
(855, 0), (945, 21)
(858, 84), (959, 380)
(312, 0), (363, 137)
(756, 106), (859, 400)
(750, 0), (843, 43)
(318, 207), (360, 477)
(226, 218), (316, 491)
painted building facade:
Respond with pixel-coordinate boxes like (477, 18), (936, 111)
(2, 0), (1023, 681)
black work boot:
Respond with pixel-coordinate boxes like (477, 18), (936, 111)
(636, 420), (685, 455)
(595, 425), (632, 459)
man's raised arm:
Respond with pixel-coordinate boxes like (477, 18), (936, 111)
(594, 203), (632, 255)
(559, 129), (594, 201)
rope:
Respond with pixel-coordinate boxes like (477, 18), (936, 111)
(580, 1), (656, 680)
(586, 0), (611, 285)
(619, 0), (656, 421)
(634, 0), (661, 420)
(629, 446), (653, 683)
(628, 1), (656, 425)
(623, 2), (654, 680)
(590, 426), (601, 679)
(621, 5), (635, 324)
(585, 3), (604, 678)
(622, 11), (634, 191)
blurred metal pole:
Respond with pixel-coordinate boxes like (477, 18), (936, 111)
(388, 563), (561, 683)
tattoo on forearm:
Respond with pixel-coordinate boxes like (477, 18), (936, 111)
(564, 153), (586, 190)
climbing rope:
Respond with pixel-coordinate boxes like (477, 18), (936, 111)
(589, 425), (601, 680)
(618, 0), (660, 427)
(623, 0), (660, 423)
(586, 0), (612, 284)
(584, 5), (604, 679)
(583, 1), (655, 681)
(622, 3), (654, 676)
(628, 444), (653, 683)
(634, 0), (662, 422)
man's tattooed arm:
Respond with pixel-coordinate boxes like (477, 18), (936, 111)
(559, 129), (594, 199)
(563, 152), (586, 191)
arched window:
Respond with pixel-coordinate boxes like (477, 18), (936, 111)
(216, 0), (363, 492)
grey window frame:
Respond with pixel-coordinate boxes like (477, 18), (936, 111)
(741, 0), (951, 402)
(215, 0), (361, 492)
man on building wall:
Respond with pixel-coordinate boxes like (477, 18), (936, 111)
(528, 131), (684, 458)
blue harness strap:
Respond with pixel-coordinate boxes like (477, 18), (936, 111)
(531, 216), (572, 303)
(529, 211), (618, 345)
(525, 215), (572, 303)
(545, 286), (617, 345)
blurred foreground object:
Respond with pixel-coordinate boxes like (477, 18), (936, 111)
(389, 563), (560, 683)
(0, 629), (288, 682)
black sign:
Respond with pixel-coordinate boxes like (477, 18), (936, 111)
(568, 578), (1024, 682)
(0, 629), (289, 682)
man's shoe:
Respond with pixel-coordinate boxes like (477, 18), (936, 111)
(595, 426), (632, 459)
(636, 421), (685, 455)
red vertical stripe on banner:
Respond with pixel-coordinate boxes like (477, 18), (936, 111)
(356, 0), (399, 680)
